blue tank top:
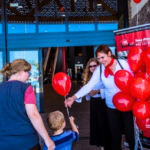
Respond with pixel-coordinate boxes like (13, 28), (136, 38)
(0, 81), (39, 150)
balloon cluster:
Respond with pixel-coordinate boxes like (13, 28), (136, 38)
(113, 47), (150, 132)
(52, 72), (71, 97)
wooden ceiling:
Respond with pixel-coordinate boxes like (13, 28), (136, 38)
(5, 0), (118, 23)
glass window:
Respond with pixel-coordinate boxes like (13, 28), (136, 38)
(9, 50), (43, 111)
(0, 51), (3, 83)
(68, 0), (95, 32)
(38, 0), (66, 33)
(98, 23), (118, 30)
(7, 0), (36, 34)
(0, 0), (2, 34)
(9, 51), (40, 93)
(8, 24), (35, 34)
(0, 24), (2, 34)
(38, 24), (65, 33)
(69, 24), (95, 32)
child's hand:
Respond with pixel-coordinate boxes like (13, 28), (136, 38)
(69, 116), (79, 134)
(69, 116), (75, 124)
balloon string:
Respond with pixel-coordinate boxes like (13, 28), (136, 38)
(136, 4), (138, 26)
(65, 95), (70, 118)
(64, 95), (79, 129)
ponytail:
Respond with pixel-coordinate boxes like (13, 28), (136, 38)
(0, 59), (31, 77)
(0, 63), (12, 77)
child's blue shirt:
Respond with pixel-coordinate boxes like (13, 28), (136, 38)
(42, 130), (79, 150)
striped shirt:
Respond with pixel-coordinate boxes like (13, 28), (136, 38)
(42, 130), (79, 150)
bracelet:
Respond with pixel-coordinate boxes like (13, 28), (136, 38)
(73, 95), (77, 101)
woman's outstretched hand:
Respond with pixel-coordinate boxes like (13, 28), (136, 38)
(64, 95), (77, 107)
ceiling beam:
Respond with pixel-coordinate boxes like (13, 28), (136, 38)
(7, 16), (35, 22)
(97, 0), (117, 15)
(38, 0), (53, 11)
(7, 15), (118, 22)
(68, 16), (118, 21)
(89, 0), (94, 11)
(55, 0), (64, 9)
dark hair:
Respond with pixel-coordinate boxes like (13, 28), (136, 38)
(0, 59), (31, 77)
(95, 44), (116, 59)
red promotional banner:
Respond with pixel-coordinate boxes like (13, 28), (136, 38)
(114, 24), (150, 52)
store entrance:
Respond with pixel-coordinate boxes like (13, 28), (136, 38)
(42, 46), (94, 85)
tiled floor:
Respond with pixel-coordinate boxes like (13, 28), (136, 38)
(40, 83), (148, 150)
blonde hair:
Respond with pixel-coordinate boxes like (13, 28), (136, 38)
(83, 58), (99, 85)
(0, 59), (31, 77)
(47, 111), (65, 131)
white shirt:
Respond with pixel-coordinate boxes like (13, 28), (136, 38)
(75, 59), (132, 109)
(85, 82), (105, 101)
(76, 82), (105, 103)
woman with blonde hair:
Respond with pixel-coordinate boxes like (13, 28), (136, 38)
(0, 59), (55, 150)
(82, 58), (111, 150)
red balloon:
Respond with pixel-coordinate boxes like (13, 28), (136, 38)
(129, 77), (150, 100)
(136, 118), (150, 131)
(138, 65), (146, 73)
(133, 101), (150, 119)
(133, 0), (142, 4)
(134, 65), (146, 78)
(52, 72), (71, 96)
(145, 69), (150, 83)
(127, 47), (143, 72)
(113, 92), (136, 111)
(146, 96), (150, 103)
(135, 72), (146, 79)
(114, 70), (134, 93)
(144, 47), (150, 70)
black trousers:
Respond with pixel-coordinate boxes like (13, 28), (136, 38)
(107, 107), (135, 150)
(29, 143), (41, 150)
(90, 97), (112, 149)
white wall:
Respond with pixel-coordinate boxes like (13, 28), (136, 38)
(131, 0), (148, 18)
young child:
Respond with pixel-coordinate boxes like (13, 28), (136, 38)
(42, 111), (79, 150)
